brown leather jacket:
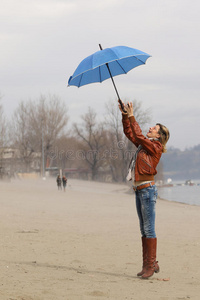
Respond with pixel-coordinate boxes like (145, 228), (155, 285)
(122, 114), (163, 182)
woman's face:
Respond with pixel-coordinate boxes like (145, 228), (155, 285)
(146, 125), (160, 139)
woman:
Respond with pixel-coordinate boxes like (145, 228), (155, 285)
(119, 101), (170, 279)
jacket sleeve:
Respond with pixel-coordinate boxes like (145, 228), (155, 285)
(122, 114), (140, 147)
(128, 116), (163, 156)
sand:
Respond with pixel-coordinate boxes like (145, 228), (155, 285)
(0, 178), (199, 300)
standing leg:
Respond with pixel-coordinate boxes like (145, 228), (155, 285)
(135, 191), (146, 276)
(135, 191), (146, 237)
(138, 186), (160, 279)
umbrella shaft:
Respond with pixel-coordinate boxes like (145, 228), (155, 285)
(106, 63), (120, 100)
(99, 44), (126, 113)
(106, 63), (126, 113)
(99, 44), (120, 100)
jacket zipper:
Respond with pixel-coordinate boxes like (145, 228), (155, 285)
(141, 158), (151, 168)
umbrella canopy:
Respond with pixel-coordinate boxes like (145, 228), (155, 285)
(68, 46), (151, 88)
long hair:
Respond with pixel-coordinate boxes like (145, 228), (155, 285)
(156, 123), (170, 153)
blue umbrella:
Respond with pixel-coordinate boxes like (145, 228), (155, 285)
(68, 45), (151, 110)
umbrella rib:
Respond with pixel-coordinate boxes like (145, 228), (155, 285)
(134, 56), (146, 65)
(115, 55), (146, 74)
(115, 60), (127, 74)
(99, 67), (102, 82)
(78, 73), (83, 87)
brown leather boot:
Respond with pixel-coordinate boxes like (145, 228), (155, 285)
(137, 237), (147, 276)
(142, 238), (160, 279)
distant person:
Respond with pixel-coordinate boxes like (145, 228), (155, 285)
(56, 175), (62, 190)
(119, 100), (170, 279)
(62, 176), (67, 191)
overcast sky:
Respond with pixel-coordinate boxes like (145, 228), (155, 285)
(1, 0), (199, 150)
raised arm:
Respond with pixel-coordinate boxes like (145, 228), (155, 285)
(122, 101), (163, 156)
(118, 100), (139, 147)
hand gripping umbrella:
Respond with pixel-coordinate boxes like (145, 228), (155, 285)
(68, 44), (151, 111)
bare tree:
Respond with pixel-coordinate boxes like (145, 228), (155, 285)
(0, 95), (7, 148)
(73, 107), (107, 180)
(0, 96), (8, 177)
(28, 95), (69, 170)
(49, 135), (80, 170)
(11, 102), (35, 172)
(11, 94), (69, 174)
(104, 99), (151, 182)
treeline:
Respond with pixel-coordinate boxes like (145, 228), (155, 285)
(1, 94), (158, 182)
(161, 145), (200, 180)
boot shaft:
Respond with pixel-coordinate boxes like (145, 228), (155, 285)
(142, 237), (158, 279)
(137, 237), (147, 277)
(146, 237), (157, 263)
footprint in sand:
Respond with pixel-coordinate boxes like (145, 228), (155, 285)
(88, 291), (107, 297)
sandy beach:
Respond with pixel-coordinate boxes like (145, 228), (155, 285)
(0, 178), (199, 300)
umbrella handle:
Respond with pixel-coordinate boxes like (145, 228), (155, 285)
(99, 44), (127, 113)
(118, 99), (127, 113)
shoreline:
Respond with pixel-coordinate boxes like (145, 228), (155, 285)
(1, 176), (199, 207)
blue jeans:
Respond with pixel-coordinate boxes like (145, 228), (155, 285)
(135, 185), (158, 238)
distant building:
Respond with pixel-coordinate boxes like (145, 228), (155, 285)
(0, 147), (41, 178)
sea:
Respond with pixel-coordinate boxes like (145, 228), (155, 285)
(157, 180), (200, 206)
